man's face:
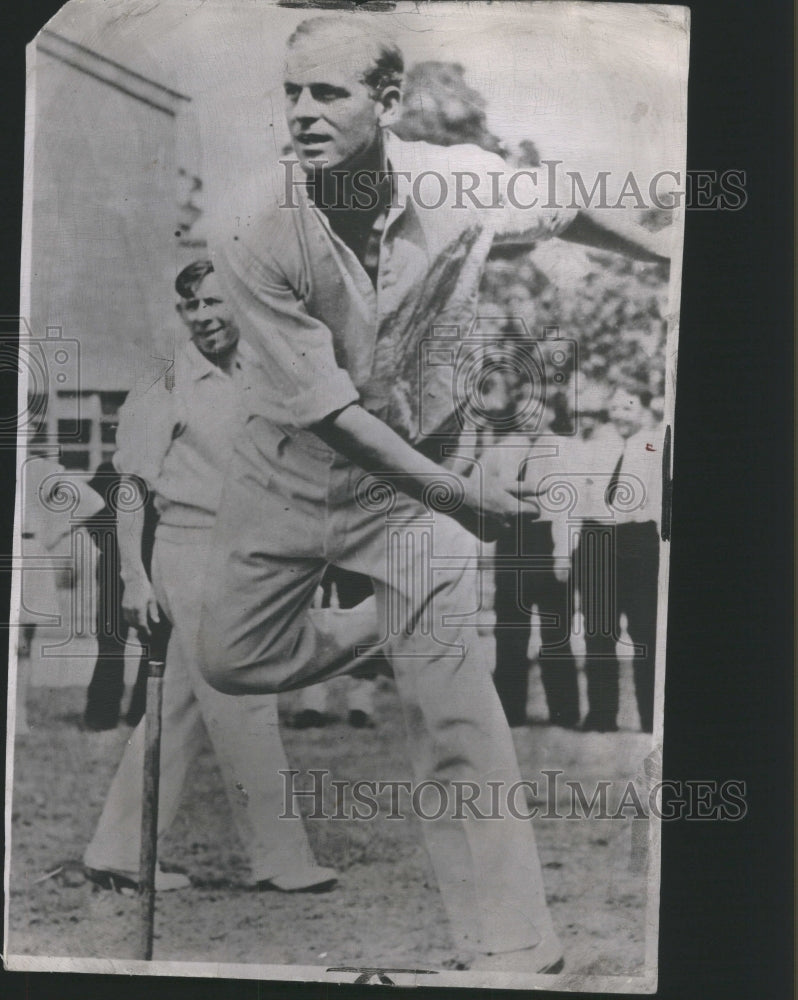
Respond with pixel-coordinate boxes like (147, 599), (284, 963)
(284, 40), (385, 174)
(177, 272), (240, 360)
(609, 391), (645, 439)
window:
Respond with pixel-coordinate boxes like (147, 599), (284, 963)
(33, 390), (128, 472)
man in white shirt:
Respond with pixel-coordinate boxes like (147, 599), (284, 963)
(83, 260), (337, 893)
(575, 385), (662, 733)
(471, 366), (581, 728)
(200, 16), (668, 973)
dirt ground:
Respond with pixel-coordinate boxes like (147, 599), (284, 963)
(6, 659), (656, 983)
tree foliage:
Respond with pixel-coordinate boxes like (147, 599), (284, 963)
(395, 61), (505, 155)
(397, 62), (670, 409)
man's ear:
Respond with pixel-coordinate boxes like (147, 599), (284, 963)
(377, 85), (402, 128)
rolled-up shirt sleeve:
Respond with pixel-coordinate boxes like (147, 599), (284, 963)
(487, 154), (578, 245)
(212, 221), (360, 430)
(113, 383), (178, 490)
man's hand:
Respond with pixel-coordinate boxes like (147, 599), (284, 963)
(121, 573), (160, 636)
(314, 404), (543, 542)
(561, 209), (671, 265)
(460, 476), (540, 541)
(114, 475), (157, 631)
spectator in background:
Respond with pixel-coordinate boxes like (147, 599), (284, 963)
(84, 260), (337, 893)
(575, 384), (662, 733)
(16, 450), (105, 735)
(83, 461), (163, 731)
(462, 362), (580, 728)
(496, 407), (581, 729)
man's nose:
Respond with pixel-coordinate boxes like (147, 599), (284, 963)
(291, 88), (321, 123)
(194, 303), (215, 325)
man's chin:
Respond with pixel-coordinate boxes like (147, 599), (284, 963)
(300, 155), (336, 175)
(198, 338), (237, 359)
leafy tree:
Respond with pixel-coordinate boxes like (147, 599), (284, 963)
(395, 61), (505, 154)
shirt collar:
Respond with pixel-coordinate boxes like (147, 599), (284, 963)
(179, 340), (252, 381)
(381, 129), (402, 174)
(294, 131), (419, 256)
(295, 129), (404, 209)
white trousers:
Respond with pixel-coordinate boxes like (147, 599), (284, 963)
(84, 527), (317, 883)
(199, 423), (560, 955)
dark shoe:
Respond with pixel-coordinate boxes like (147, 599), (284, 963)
(580, 714), (619, 733)
(347, 709), (375, 729)
(123, 705), (145, 728)
(291, 709), (327, 729)
(83, 713), (119, 732)
(255, 865), (338, 893)
(504, 714), (528, 728)
(85, 865), (190, 892)
(550, 713), (580, 730)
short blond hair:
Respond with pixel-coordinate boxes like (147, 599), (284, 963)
(287, 16), (403, 97)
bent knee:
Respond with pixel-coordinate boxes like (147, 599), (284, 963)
(198, 657), (282, 696)
(198, 624), (284, 696)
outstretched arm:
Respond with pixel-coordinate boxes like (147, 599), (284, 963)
(489, 153), (671, 264)
(313, 404), (538, 541)
(559, 208), (670, 264)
